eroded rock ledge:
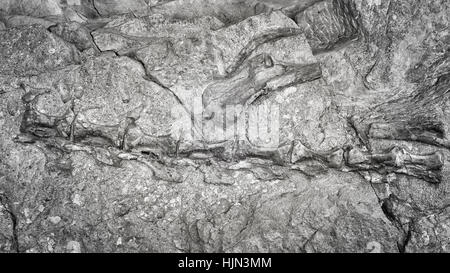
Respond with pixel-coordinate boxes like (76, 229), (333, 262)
(0, 0), (449, 253)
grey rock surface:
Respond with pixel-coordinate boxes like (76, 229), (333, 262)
(0, 0), (449, 253)
(0, 25), (80, 76)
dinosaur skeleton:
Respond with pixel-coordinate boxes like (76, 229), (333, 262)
(15, 5), (448, 185)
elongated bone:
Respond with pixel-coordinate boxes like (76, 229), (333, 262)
(345, 147), (444, 184)
(202, 53), (321, 118)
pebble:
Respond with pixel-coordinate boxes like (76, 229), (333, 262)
(49, 216), (61, 224)
(66, 241), (81, 253)
(72, 193), (82, 206)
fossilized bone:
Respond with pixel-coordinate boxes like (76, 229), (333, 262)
(17, 52), (445, 184)
(14, 8), (447, 185)
(355, 74), (450, 149)
(202, 52), (321, 136)
(289, 140), (444, 183)
(345, 146), (444, 184)
(295, 0), (360, 53)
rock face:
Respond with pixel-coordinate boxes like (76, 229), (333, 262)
(0, 0), (99, 22)
(93, 0), (148, 17)
(295, 0), (359, 53)
(0, 0), (449, 253)
(0, 25), (80, 76)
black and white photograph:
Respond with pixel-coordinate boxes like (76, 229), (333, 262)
(0, 0), (449, 262)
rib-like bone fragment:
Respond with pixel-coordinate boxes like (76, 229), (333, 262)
(369, 122), (450, 149)
(359, 74), (450, 149)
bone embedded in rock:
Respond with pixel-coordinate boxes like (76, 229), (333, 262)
(295, 0), (359, 53)
(346, 146), (445, 183)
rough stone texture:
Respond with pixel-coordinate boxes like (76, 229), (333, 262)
(295, 0), (359, 53)
(93, 0), (148, 17)
(1, 14), (57, 28)
(0, 25), (80, 76)
(49, 21), (93, 51)
(0, 0), (98, 22)
(149, 0), (269, 25)
(0, 0), (449, 253)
